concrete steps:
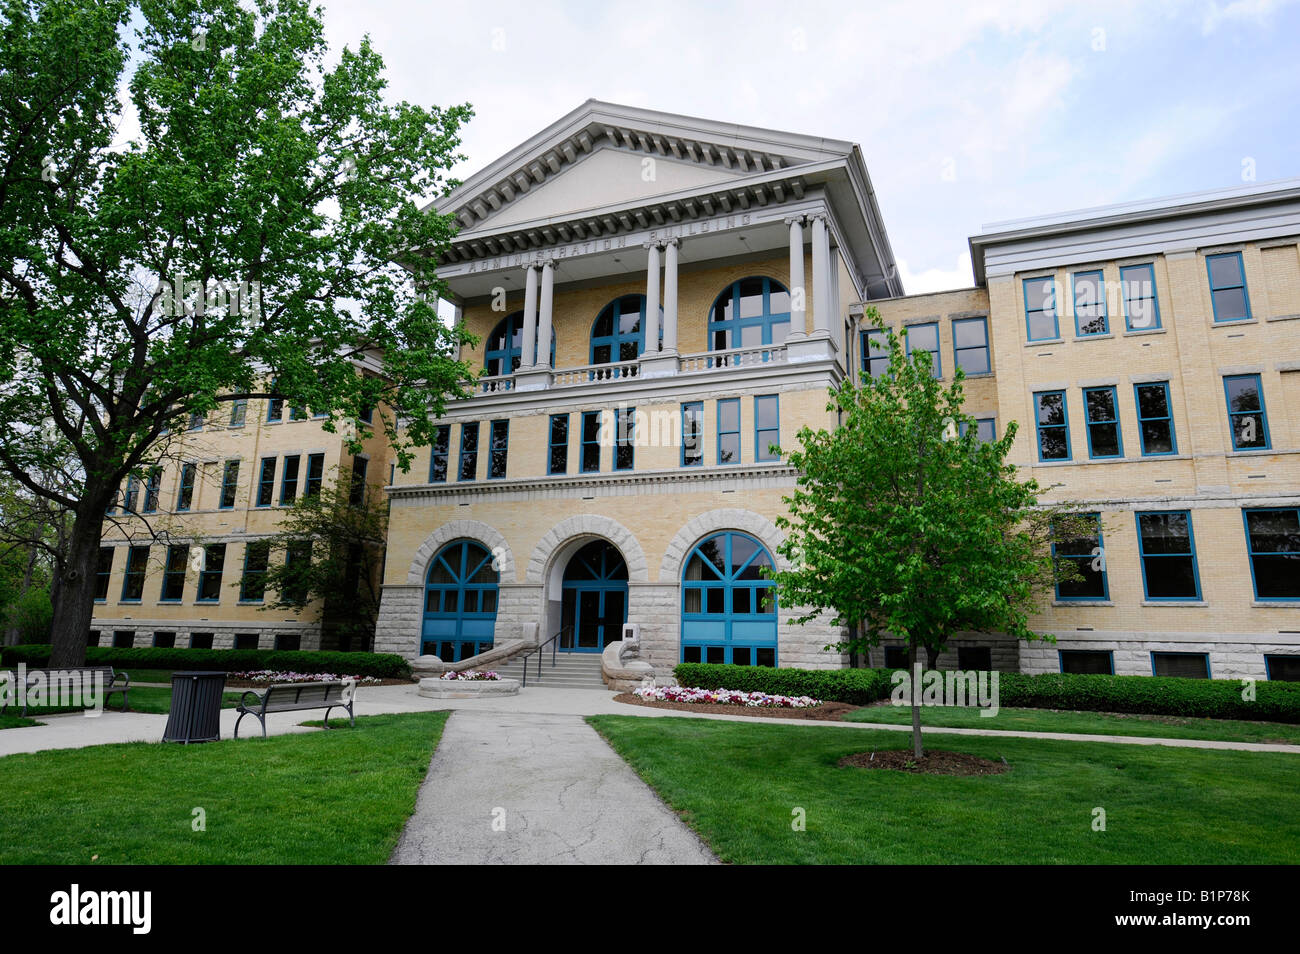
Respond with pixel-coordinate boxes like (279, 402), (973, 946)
(493, 651), (608, 690)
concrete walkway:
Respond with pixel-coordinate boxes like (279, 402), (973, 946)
(390, 710), (717, 865)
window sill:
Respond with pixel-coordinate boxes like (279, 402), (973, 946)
(1123, 327), (1165, 336)
(1025, 338), (1064, 347)
(1211, 317), (1257, 327)
(960, 371), (995, 379)
(237, 600), (265, 606)
(1229, 447), (1276, 456)
(1266, 313), (1300, 323)
(1140, 600), (1207, 607)
(1074, 332), (1114, 341)
(156, 601), (182, 606)
(1253, 601), (1300, 608)
(1052, 600), (1114, 607)
(119, 599), (142, 605)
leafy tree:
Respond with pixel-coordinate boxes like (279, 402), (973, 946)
(773, 311), (1094, 758)
(242, 477), (387, 652)
(0, 0), (476, 665)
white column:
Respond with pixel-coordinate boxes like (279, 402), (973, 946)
(662, 239), (679, 353)
(786, 216), (807, 339)
(520, 264), (538, 368)
(537, 260), (554, 369)
(811, 213), (832, 337)
(644, 243), (661, 355)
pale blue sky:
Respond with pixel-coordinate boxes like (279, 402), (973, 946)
(300, 1), (1300, 291)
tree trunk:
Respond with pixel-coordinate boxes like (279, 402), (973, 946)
(908, 642), (923, 759)
(925, 644), (940, 670)
(48, 508), (104, 668)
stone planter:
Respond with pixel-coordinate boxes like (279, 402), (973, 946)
(417, 677), (521, 699)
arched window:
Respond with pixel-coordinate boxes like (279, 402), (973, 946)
(590, 295), (662, 365)
(422, 541), (499, 662)
(708, 277), (792, 351)
(484, 311), (555, 376)
(680, 531), (777, 666)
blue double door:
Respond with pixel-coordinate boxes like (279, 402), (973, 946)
(560, 541), (628, 652)
(422, 541), (499, 662)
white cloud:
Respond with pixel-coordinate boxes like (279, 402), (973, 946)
(1201, 0), (1295, 33)
(897, 255), (976, 294)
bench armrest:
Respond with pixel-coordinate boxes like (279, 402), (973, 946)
(111, 670), (130, 689)
(237, 689), (266, 712)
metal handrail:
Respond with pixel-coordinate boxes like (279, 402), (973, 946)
(520, 626), (570, 687)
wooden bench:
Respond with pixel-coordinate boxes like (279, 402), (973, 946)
(233, 680), (356, 738)
(0, 666), (129, 717)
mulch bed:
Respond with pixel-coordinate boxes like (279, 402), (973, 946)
(838, 749), (1010, 776)
(613, 692), (859, 721)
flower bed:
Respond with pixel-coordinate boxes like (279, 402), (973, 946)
(633, 685), (821, 708)
(438, 670), (500, 681)
(231, 670), (382, 685)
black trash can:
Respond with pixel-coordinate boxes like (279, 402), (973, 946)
(163, 671), (228, 744)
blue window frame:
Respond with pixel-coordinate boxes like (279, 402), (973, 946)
(952, 317), (990, 375)
(1265, 655), (1300, 681)
(161, 545), (188, 602)
(591, 295), (657, 365)
(1033, 390), (1070, 461)
(1053, 512), (1108, 601)
(580, 412), (601, 473)
(197, 544), (226, 601)
(717, 398), (741, 465)
(1082, 386), (1123, 458)
(1023, 276), (1059, 341)
(304, 453), (324, 496)
(256, 457), (276, 507)
(240, 540), (271, 602)
(488, 419), (509, 479)
(142, 468), (161, 512)
(708, 277), (791, 351)
(458, 423), (479, 481)
(121, 545), (149, 602)
(681, 402), (703, 467)
(905, 322), (940, 377)
(228, 399), (247, 427)
(861, 328), (890, 378)
(548, 414), (569, 475)
(94, 547), (113, 601)
(422, 541), (499, 662)
(1151, 652), (1210, 679)
(187, 411), (204, 431)
(428, 425), (450, 483)
(267, 395), (284, 422)
(1072, 270), (1108, 336)
(1134, 382), (1177, 456)
(122, 475), (139, 513)
(1223, 374), (1270, 450)
(754, 395), (780, 462)
(1136, 511), (1201, 601)
(960, 418), (996, 443)
(1120, 263), (1161, 331)
(349, 456), (368, 504)
(485, 311), (555, 375)
(614, 407), (635, 471)
(176, 462), (196, 511)
(1242, 508), (1300, 600)
(280, 455), (300, 504)
(1206, 252), (1251, 322)
(1058, 650), (1114, 675)
(218, 460), (239, 509)
(680, 531), (778, 667)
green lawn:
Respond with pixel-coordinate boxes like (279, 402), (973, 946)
(588, 715), (1300, 864)
(0, 713), (37, 730)
(844, 702), (1300, 744)
(1, 686), (245, 722)
(0, 711), (448, 864)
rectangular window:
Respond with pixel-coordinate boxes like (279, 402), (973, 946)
(429, 425), (451, 483)
(284, 542), (311, 603)
(235, 633), (260, 650)
(229, 399), (247, 427)
(289, 405), (307, 421)
(256, 457), (276, 507)
(488, 420), (510, 479)
(1053, 513), (1108, 601)
(755, 395), (780, 462)
(121, 545), (149, 602)
(189, 633), (214, 650)
(219, 460), (240, 509)
(113, 631), (135, 648)
(957, 647), (991, 671)
(884, 646), (909, 669)
(1120, 263), (1161, 331)
(580, 412), (601, 473)
(123, 475), (139, 513)
(952, 317), (990, 374)
(198, 543), (226, 602)
(304, 453), (324, 496)
(280, 455), (300, 504)
(1082, 386), (1123, 458)
(350, 456), (369, 502)
(1033, 390), (1070, 461)
(1224, 373), (1270, 450)
(1243, 508), (1300, 600)
(1023, 275), (1059, 341)
(1136, 511), (1200, 600)
(1059, 650), (1114, 675)
(614, 408), (634, 471)
(458, 423), (479, 481)
(905, 322), (940, 377)
(1206, 251), (1251, 322)
(187, 411), (204, 431)
(1134, 382), (1177, 455)
(160, 545), (188, 602)
(548, 415), (569, 475)
(961, 418), (996, 443)
(94, 547), (114, 601)
(153, 632), (176, 649)
(1152, 652), (1210, 679)
(1072, 269), (1108, 336)
(861, 328), (891, 378)
(1265, 655), (1300, 681)
(275, 634), (302, 651)
(267, 395), (284, 422)
(142, 468), (161, 513)
(718, 398), (741, 465)
(177, 463), (196, 511)
(681, 403), (703, 467)
(241, 540), (271, 602)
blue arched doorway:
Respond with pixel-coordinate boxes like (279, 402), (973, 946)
(560, 540), (628, 652)
(681, 531), (777, 666)
(422, 541), (499, 662)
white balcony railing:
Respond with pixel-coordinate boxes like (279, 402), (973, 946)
(679, 342), (787, 372)
(552, 360), (640, 388)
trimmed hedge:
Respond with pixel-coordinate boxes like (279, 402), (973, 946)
(0, 645), (411, 679)
(672, 663), (1300, 723)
